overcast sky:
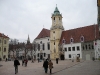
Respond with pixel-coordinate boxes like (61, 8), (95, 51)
(0, 0), (97, 42)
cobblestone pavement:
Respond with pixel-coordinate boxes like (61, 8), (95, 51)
(0, 60), (100, 75)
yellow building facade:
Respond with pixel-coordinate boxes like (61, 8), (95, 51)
(50, 6), (64, 59)
(0, 33), (9, 60)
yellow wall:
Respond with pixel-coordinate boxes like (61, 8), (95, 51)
(0, 37), (9, 60)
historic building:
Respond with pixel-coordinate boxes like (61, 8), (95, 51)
(0, 33), (9, 60)
(33, 28), (50, 60)
(33, 5), (100, 60)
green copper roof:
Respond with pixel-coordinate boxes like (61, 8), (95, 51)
(53, 6), (60, 15)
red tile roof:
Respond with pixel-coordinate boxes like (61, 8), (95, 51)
(0, 33), (9, 38)
(35, 28), (50, 39)
(59, 24), (100, 44)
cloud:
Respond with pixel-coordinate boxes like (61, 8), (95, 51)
(0, 0), (97, 42)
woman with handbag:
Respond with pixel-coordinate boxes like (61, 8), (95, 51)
(48, 60), (53, 74)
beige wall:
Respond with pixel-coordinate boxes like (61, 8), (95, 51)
(0, 37), (9, 60)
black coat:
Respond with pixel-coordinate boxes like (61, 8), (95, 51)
(43, 60), (48, 68)
(14, 60), (20, 66)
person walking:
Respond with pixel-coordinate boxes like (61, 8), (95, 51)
(14, 58), (20, 74)
(48, 60), (53, 74)
(22, 58), (24, 66)
(25, 58), (28, 67)
(43, 59), (48, 73)
(56, 58), (59, 64)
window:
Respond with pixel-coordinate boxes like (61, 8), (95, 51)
(0, 47), (1, 51)
(72, 47), (75, 51)
(92, 45), (94, 49)
(85, 45), (87, 50)
(54, 17), (55, 20)
(83, 46), (84, 50)
(59, 17), (60, 20)
(47, 43), (50, 50)
(54, 42), (55, 45)
(88, 44), (91, 49)
(53, 31), (55, 33)
(38, 44), (40, 51)
(68, 47), (71, 51)
(4, 48), (6, 52)
(4, 40), (6, 44)
(69, 54), (71, 58)
(37, 53), (39, 57)
(64, 48), (67, 51)
(42, 43), (45, 50)
(44, 53), (46, 57)
(48, 39), (49, 41)
(77, 46), (80, 51)
(0, 39), (1, 43)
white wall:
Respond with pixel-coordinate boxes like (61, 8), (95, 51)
(94, 40), (100, 59)
(34, 37), (50, 59)
(64, 43), (82, 59)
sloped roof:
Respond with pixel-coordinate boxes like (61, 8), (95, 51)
(0, 33), (9, 38)
(59, 24), (100, 44)
(35, 28), (50, 39)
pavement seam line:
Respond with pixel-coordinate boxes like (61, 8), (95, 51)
(52, 61), (85, 74)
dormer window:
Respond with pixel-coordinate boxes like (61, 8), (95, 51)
(80, 36), (84, 42)
(62, 38), (66, 44)
(70, 37), (74, 43)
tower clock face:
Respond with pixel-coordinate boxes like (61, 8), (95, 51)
(98, 0), (100, 6)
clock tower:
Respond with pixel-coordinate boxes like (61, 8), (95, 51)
(50, 5), (64, 59)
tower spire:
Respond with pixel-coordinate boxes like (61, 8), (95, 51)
(27, 34), (30, 44)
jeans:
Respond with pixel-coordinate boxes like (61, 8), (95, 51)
(44, 68), (48, 73)
(15, 66), (18, 74)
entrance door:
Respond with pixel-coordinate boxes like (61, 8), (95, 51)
(40, 55), (43, 60)
(86, 54), (90, 60)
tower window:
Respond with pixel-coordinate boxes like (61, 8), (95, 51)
(54, 42), (55, 45)
(53, 31), (55, 33)
(54, 17), (55, 20)
(59, 17), (60, 20)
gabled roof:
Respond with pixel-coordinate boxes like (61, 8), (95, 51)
(59, 24), (100, 44)
(0, 33), (9, 38)
(35, 28), (50, 39)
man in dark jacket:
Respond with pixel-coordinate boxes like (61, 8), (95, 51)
(43, 59), (48, 73)
(14, 58), (20, 74)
